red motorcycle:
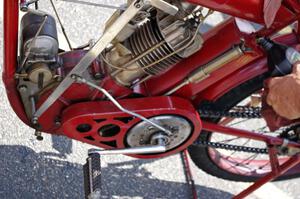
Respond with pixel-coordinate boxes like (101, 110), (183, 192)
(4, 0), (300, 198)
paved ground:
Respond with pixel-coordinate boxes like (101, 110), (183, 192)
(0, 1), (300, 198)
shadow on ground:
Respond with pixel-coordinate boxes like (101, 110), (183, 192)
(0, 145), (233, 199)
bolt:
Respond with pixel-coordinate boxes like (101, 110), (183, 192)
(32, 117), (39, 125)
(20, 4), (29, 12)
(34, 130), (43, 141)
(147, 126), (155, 131)
(55, 119), (61, 126)
(70, 74), (77, 80)
(134, 0), (142, 8)
(18, 85), (28, 92)
(94, 73), (104, 80)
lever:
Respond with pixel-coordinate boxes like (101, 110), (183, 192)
(89, 132), (167, 155)
(88, 145), (166, 155)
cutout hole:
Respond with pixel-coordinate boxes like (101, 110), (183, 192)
(100, 141), (117, 148)
(98, 124), (120, 137)
(84, 136), (95, 141)
(114, 117), (133, 124)
(94, 119), (106, 123)
(76, 124), (92, 133)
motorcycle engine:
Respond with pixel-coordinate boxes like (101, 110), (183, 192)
(17, 1), (204, 155)
(103, 3), (203, 86)
(19, 1), (203, 92)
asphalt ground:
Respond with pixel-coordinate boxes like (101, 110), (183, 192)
(0, 1), (299, 198)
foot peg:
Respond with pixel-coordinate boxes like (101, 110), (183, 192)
(83, 144), (166, 198)
(83, 153), (101, 199)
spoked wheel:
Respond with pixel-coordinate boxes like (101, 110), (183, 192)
(188, 74), (300, 182)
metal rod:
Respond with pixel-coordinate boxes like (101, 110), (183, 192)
(88, 145), (166, 155)
(33, 0), (143, 121)
(30, 96), (36, 116)
(50, 0), (73, 50)
(72, 75), (172, 136)
(146, 0), (179, 16)
(234, 154), (300, 199)
(165, 46), (244, 95)
(60, 0), (127, 10)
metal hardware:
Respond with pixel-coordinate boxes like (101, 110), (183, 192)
(199, 106), (261, 119)
(20, 15), (48, 70)
(146, 0), (179, 16)
(83, 153), (102, 199)
(107, 7), (208, 86)
(194, 106), (300, 154)
(30, 96), (36, 117)
(60, 0), (127, 10)
(34, 130), (43, 141)
(165, 46), (244, 95)
(33, 0), (144, 120)
(88, 145), (166, 155)
(20, 0), (39, 12)
(126, 115), (192, 150)
(180, 150), (198, 199)
(71, 75), (173, 136)
(50, 0), (72, 50)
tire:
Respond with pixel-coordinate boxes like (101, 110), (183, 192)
(188, 73), (300, 182)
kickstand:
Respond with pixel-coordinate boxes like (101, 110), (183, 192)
(180, 150), (198, 199)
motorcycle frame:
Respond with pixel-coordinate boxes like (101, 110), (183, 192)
(4, 0), (300, 197)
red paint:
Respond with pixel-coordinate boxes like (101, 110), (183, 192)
(186, 0), (294, 26)
(3, 1), (300, 197)
(61, 96), (202, 159)
(145, 18), (243, 96)
(234, 155), (300, 199)
(202, 121), (300, 147)
(3, 0), (29, 125)
(34, 50), (132, 133)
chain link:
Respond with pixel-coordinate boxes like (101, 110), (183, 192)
(193, 140), (269, 154)
(199, 106), (261, 119)
(196, 106), (268, 154)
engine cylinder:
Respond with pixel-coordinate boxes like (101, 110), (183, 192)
(128, 19), (182, 76)
(108, 11), (203, 86)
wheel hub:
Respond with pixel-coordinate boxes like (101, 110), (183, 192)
(126, 115), (192, 151)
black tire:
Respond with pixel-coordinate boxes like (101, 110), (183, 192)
(188, 73), (300, 182)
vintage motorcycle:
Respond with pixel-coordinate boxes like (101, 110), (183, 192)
(4, 0), (300, 198)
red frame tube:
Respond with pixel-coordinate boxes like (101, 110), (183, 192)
(234, 155), (300, 199)
(3, 1), (300, 197)
(202, 121), (300, 148)
(203, 121), (300, 198)
(3, 0), (29, 124)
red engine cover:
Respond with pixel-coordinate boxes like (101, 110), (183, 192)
(61, 96), (202, 158)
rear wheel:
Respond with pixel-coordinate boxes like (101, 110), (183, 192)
(188, 74), (300, 182)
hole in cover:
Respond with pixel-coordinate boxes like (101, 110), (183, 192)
(98, 124), (120, 137)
